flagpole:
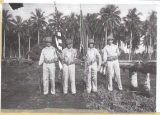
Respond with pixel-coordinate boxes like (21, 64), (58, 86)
(80, 4), (82, 52)
(79, 4), (88, 84)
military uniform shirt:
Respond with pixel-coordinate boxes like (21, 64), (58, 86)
(103, 44), (119, 62)
(87, 48), (101, 63)
(62, 48), (77, 64)
(39, 46), (58, 65)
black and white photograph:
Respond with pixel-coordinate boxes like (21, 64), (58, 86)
(1, 2), (157, 112)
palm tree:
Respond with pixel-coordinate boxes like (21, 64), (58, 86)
(23, 19), (33, 59)
(48, 8), (66, 48)
(63, 13), (80, 48)
(143, 11), (157, 60)
(85, 13), (106, 49)
(48, 9), (64, 36)
(123, 8), (142, 60)
(30, 8), (47, 45)
(148, 11), (157, 60)
(11, 16), (24, 59)
(97, 5), (121, 46)
(142, 20), (150, 59)
(85, 13), (97, 39)
(114, 23), (127, 45)
(2, 10), (13, 59)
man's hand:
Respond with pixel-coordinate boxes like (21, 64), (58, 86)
(82, 56), (87, 61)
(53, 58), (58, 62)
(69, 59), (76, 65)
(36, 61), (40, 68)
(86, 61), (91, 66)
(101, 61), (106, 66)
(36, 64), (41, 69)
(73, 58), (78, 64)
(97, 65), (101, 71)
(65, 61), (70, 65)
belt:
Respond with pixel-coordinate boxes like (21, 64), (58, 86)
(64, 61), (75, 66)
(107, 56), (118, 61)
(87, 59), (97, 66)
(44, 60), (55, 64)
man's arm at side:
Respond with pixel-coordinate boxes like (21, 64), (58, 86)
(38, 50), (44, 66)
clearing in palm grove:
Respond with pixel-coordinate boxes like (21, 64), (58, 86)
(1, 3), (156, 112)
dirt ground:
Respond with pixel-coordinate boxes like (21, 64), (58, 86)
(1, 62), (156, 112)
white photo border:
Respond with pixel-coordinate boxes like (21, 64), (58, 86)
(1, 0), (160, 112)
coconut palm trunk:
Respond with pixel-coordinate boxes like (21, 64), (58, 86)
(3, 29), (6, 59)
(28, 37), (31, 60)
(38, 30), (40, 45)
(9, 45), (12, 58)
(129, 30), (133, 60)
(105, 26), (108, 46)
(146, 45), (148, 60)
(149, 35), (152, 60)
(18, 32), (21, 59)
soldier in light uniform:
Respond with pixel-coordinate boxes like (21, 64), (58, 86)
(102, 34), (123, 91)
(86, 39), (102, 93)
(38, 36), (58, 95)
(62, 39), (77, 94)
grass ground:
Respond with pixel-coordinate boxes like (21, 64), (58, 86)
(1, 62), (156, 112)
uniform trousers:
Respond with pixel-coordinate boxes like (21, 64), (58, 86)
(106, 60), (123, 91)
(63, 64), (76, 94)
(43, 63), (55, 94)
(87, 62), (98, 93)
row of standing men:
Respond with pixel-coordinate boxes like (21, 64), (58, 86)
(38, 34), (123, 95)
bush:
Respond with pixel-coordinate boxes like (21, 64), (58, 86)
(28, 43), (46, 61)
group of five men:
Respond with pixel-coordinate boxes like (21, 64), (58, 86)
(38, 34), (123, 95)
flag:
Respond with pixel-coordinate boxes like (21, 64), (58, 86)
(80, 5), (88, 56)
(79, 5), (89, 83)
(9, 3), (23, 10)
(54, 3), (63, 70)
(55, 35), (63, 70)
